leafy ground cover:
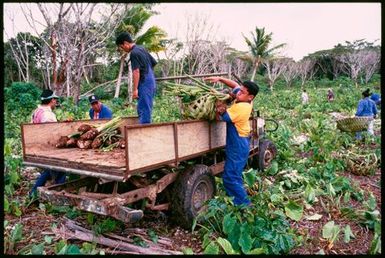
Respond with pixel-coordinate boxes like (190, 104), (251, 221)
(3, 80), (381, 254)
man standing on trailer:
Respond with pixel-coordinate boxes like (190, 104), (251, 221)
(115, 32), (157, 124)
(204, 76), (259, 207)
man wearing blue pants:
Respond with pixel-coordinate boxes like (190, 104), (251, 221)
(116, 32), (157, 124)
(205, 76), (259, 206)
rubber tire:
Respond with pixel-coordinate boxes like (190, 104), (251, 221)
(256, 140), (277, 171)
(171, 164), (216, 229)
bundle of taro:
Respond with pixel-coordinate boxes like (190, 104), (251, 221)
(55, 116), (125, 150)
(163, 75), (231, 121)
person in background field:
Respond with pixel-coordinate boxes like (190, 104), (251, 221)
(301, 89), (309, 105)
(204, 76), (259, 207)
(355, 88), (378, 140)
(327, 88), (334, 102)
(88, 95), (113, 119)
(115, 32), (157, 124)
(370, 92), (381, 106)
(29, 89), (67, 197)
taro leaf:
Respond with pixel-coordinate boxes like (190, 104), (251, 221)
(259, 229), (274, 242)
(10, 223), (23, 243)
(270, 194), (283, 204)
(305, 213), (323, 221)
(243, 168), (257, 188)
(204, 242), (219, 254)
(326, 183), (336, 197)
(343, 192), (351, 203)
(4, 197), (9, 213)
(238, 223), (252, 253)
(277, 234), (293, 253)
(366, 193), (377, 211)
(304, 184), (315, 204)
(148, 229), (158, 243)
(182, 247), (194, 254)
(58, 244), (81, 255)
(322, 221), (340, 241)
(44, 235), (53, 245)
(247, 247), (265, 254)
(227, 222), (241, 251)
(31, 243), (45, 255)
(369, 233), (381, 254)
(222, 213), (236, 235)
(343, 225), (355, 243)
(268, 161), (279, 175)
(284, 200), (303, 221)
(217, 237), (238, 254)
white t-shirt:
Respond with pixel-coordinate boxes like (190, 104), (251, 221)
(31, 105), (57, 123)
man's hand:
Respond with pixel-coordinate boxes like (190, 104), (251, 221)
(204, 76), (221, 83)
(133, 89), (139, 99)
(216, 101), (227, 115)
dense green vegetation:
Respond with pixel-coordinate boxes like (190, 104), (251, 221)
(4, 74), (381, 254)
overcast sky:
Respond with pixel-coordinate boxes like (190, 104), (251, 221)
(3, 2), (381, 61)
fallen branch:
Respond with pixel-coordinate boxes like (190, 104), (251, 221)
(52, 219), (182, 255)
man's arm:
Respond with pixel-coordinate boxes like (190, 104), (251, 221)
(204, 76), (240, 89)
(132, 68), (140, 99)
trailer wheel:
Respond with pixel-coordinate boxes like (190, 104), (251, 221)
(171, 164), (216, 229)
(255, 140), (277, 171)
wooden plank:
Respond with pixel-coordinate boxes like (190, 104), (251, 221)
(126, 124), (175, 171)
(22, 117), (138, 156)
(25, 148), (126, 168)
(210, 121), (226, 148)
(177, 122), (210, 157)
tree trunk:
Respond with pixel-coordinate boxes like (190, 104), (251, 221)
(51, 31), (58, 92)
(250, 64), (257, 82)
(114, 56), (125, 98)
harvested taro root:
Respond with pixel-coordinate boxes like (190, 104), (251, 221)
(118, 139), (125, 149)
(78, 124), (93, 133)
(66, 137), (78, 147)
(56, 136), (69, 148)
(80, 127), (99, 140)
(91, 137), (103, 149)
(77, 139), (92, 149)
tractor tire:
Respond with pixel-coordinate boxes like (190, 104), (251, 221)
(256, 140), (277, 171)
(171, 164), (216, 229)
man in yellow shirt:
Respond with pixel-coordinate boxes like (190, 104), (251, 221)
(205, 76), (259, 206)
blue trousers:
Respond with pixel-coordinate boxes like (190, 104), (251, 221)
(137, 72), (156, 124)
(29, 169), (66, 196)
(222, 136), (251, 206)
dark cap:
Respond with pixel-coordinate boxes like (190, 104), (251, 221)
(242, 80), (259, 97)
(362, 88), (371, 97)
(41, 89), (59, 100)
(88, 95), (99, 104)
(116, 32), (133, 45)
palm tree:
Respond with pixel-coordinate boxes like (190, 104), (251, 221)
(114, 4), (167, 100)
(243, 27), (286, 81)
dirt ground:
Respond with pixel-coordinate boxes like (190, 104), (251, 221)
(4, 160), (381, 255)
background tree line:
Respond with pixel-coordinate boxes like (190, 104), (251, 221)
(4, 3), (381, 102)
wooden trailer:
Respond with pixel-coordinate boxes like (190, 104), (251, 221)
(21, 115), (277, 228)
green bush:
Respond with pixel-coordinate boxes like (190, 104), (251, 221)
(5, 82), (42, 114)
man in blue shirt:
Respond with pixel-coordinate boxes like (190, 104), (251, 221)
(355, 89), (377, 140)
(370, 92), (381, 106)
(88, 95), (113, 119)
(115, 32), (157, 124)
